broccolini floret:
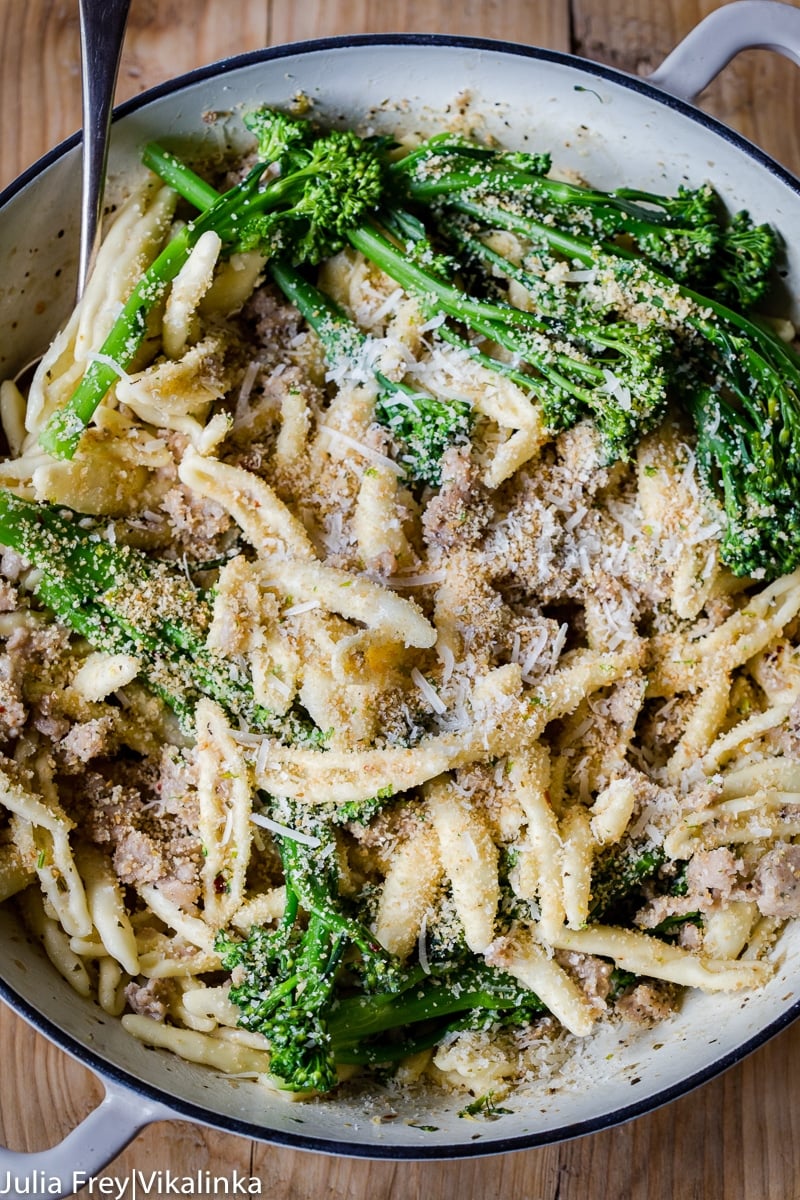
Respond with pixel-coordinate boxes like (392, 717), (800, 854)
(216, 800), (399, 1093)
(710, 210), (779, 309)
(217, 799), (546, 1093)
(375, 388), (473, 485)
(40, 110), (387, 461)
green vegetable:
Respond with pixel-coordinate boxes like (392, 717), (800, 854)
(443, 221), (672, 458)
(711, 210), (779, 309)
(329, 958), (546, 1068)
(651, 911), (703, 937)
(0, 492), (310, 738)
(348, 219), (672, 464)
(324, 787), (396, 827)
(269, 260), (472, 485)
(608, 967), (638, 1000)
(216, 799), (546, 1093)
(40, 111), (387, 460)
(393, 131), (775, 301)
(376, 386), (473, 486)
(590, 843), (666, 920)
(689, 365), (800, 580)
(403, 167), (795, 578)
(216, 800), (398, 1093)
(139, 113), (798, 578)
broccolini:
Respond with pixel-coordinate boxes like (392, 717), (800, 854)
(347, 219), (672, 463)
(0, 491), (310, 738)
(143, 121), (674, 468)
(393, 130), (776, 302)
(40, 110), (387, 461)
(217, 799), (546, 1093)
(269, 259), (473, 485)
(404, 169), (796, 578)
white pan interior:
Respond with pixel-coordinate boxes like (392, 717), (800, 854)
(1, 38), (799, 1155)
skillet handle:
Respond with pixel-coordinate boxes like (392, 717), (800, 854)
(0, 1078), (175, 1198)
(646, 0), (800, 101)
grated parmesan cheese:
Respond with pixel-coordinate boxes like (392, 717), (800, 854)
(418, 910), (431, 975)
(87, 352), (132, 382)
(387, 569), (447, 588)
(250, 811), (321, 848)
(235, 360), (262, 419)
(411, 667), (447, 715)
(282, 599), (320, 617)
(318, 424), (405, 475)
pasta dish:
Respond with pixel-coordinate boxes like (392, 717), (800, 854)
(0, 102), (798, 1105)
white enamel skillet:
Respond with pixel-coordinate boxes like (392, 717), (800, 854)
(1, 3), (800, 1190)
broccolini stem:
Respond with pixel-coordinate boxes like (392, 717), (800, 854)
(347, 222), (542, 331)
(40, 115), (386, 461)
(142, 141), (221, 210)
(268, 259), (367, 369)
(328, 963), (546, 1047)
(0, 491), (286, 734)
(268, 257), (448, 406)
(393, 139), (708, 227)
(280, 833), (391, 964)
(39, 232), (191, 459)
(393, 137), (734, 285)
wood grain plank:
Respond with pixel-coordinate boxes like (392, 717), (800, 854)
(572, 0), (800, 173)
(0, 1015), (252, 1177)
(117, 0), (268, 104)
(249, 1138), (562, 1200)
(0, 0), (80, 190)
(269, 0), (570, 45)
(0, 1015), (102, 1153)
(555, 1020), (800, 1200)
(0, 1), (270, 190)
(109, 1119), (254, 1185)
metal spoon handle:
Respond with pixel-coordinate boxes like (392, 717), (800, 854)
(77, 0), (132, 298)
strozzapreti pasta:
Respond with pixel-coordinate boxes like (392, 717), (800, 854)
(0, 103), (798, 1104)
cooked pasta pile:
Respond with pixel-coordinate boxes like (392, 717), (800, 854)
(0, 109), (799, 1103)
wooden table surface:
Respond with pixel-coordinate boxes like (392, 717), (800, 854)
(2, 2), (800, 1197)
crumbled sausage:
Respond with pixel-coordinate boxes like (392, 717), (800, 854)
(59, 717), (117, 767)
(752, 844), (800, 919)
(615, 981), (679, 1027)
(422, 445), (492, 550)
(685, 847), (743, 901)
(124, 978), (174, 1022)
